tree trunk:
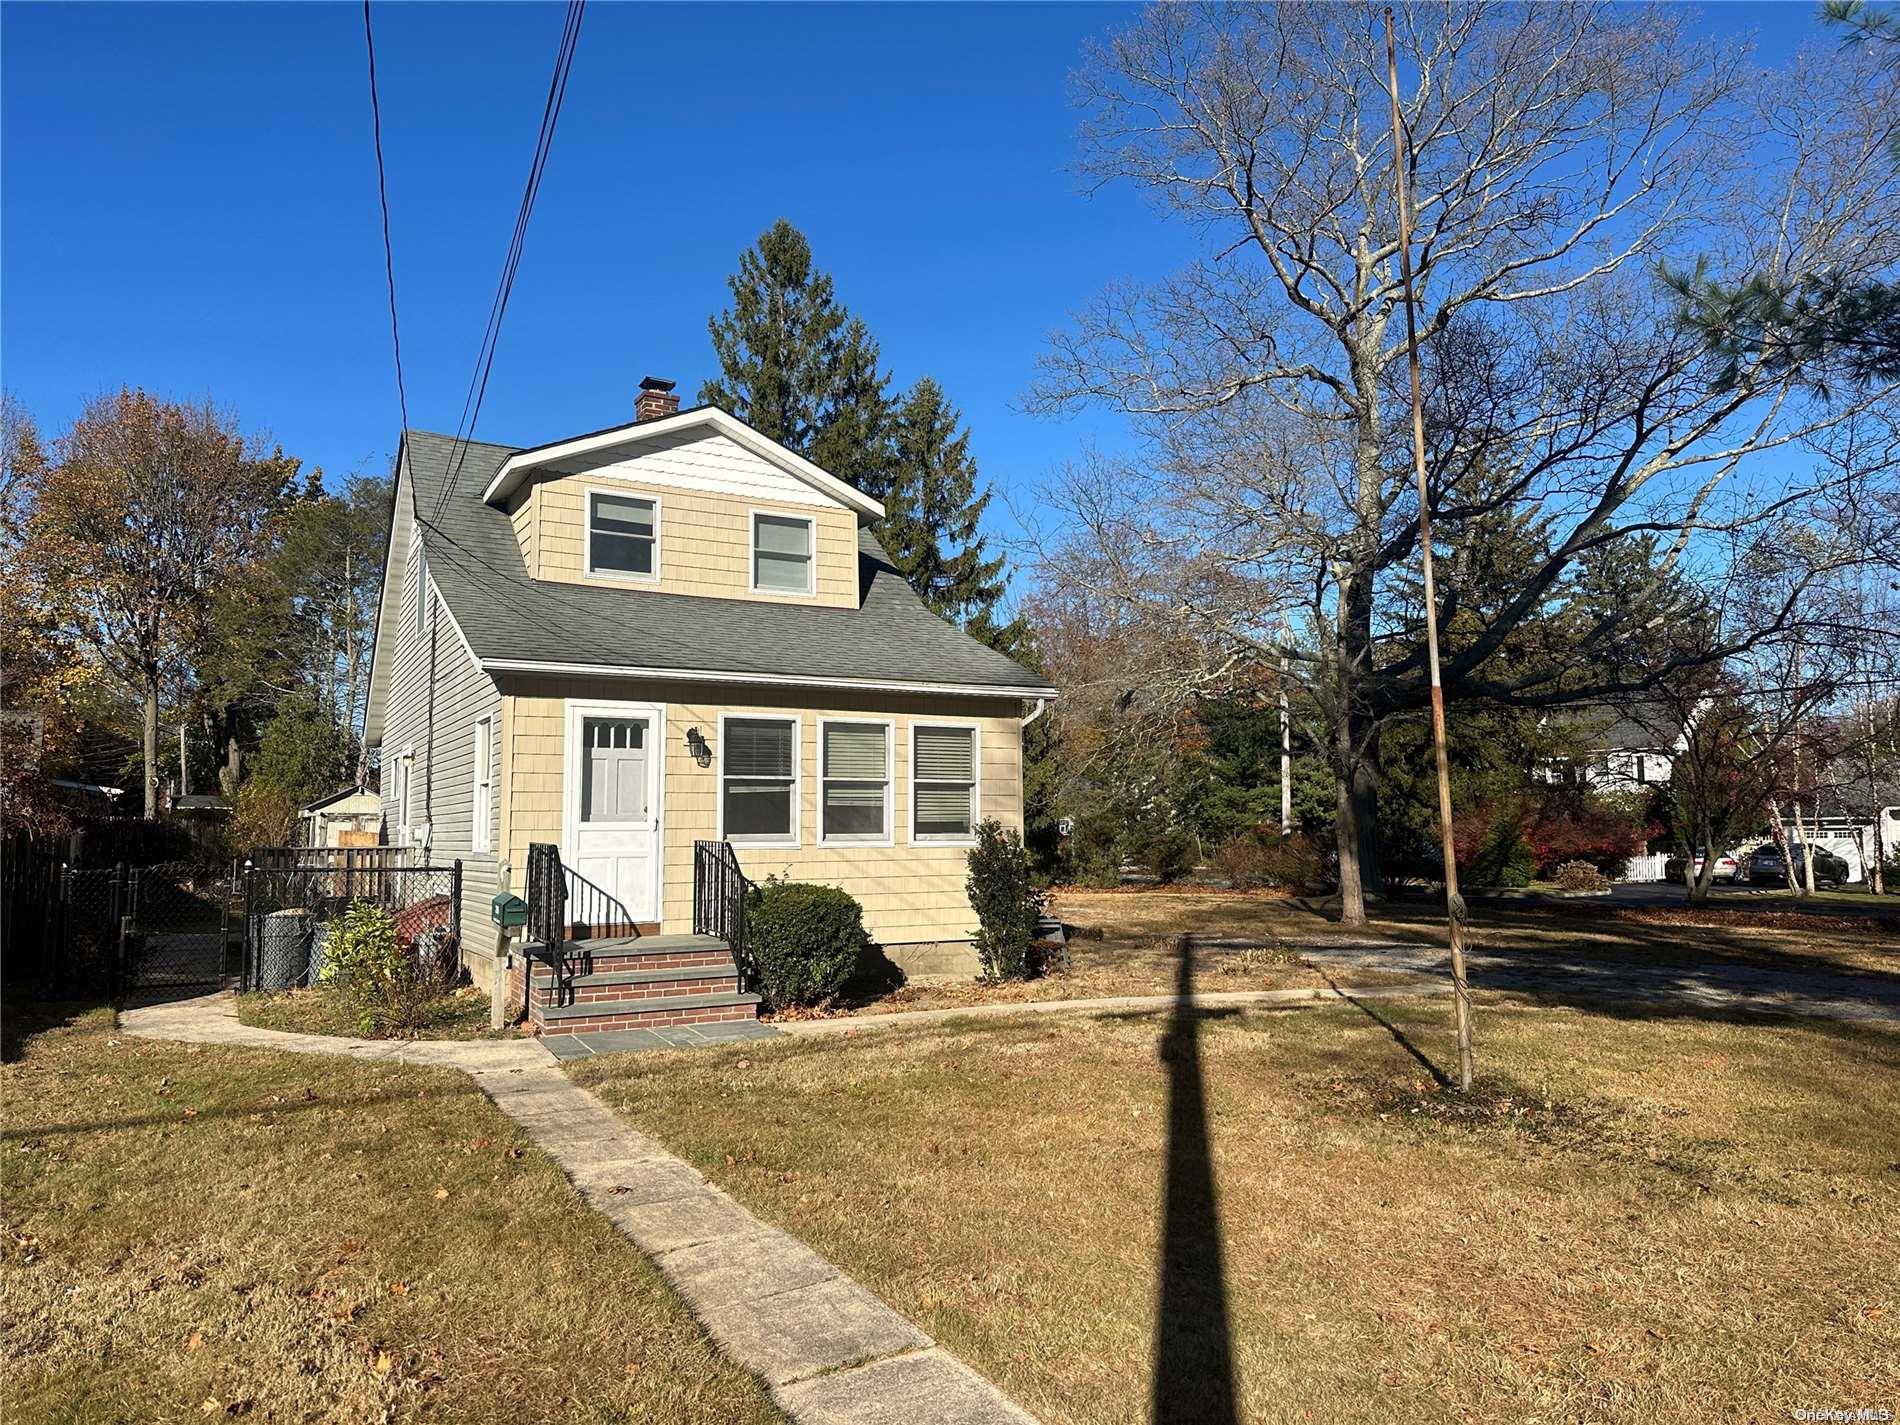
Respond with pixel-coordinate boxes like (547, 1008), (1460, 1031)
(1792, 798), (1816, 898)
(1334, 741), (1366, 925)
(141, 674), (161, 821)
(1866, 710), (1887, 896)
(226, 731), (241, 795)
(1767, 800), (1798, 890)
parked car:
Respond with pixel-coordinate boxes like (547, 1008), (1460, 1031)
(1743, 843), (1850, 889)
(1663, 848), (1739, 885)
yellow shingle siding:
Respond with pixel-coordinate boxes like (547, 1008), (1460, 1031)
(528, 479), (858, 607)
(496, 675), (1024, 948)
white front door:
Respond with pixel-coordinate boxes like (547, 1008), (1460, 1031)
(563, 700), (664, 929)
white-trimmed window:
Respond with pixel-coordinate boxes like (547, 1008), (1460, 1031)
(412, 540), (428, 635)
(721, 716), (800, 845)
(471, 717), (493, 853)
(751, 512), (814, 595)
(393, 751), (412, 841)
(911, 723), (979, 843)
(587, 490), (658, 579)
(821, 719), (891, 843)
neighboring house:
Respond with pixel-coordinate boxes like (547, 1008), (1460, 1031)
(1540, 701), (1683, 792)
(298, 786), (383, 848)
(361, 378), (1055, 1019)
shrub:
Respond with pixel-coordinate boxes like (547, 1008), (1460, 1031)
(966, 819), (1042, 981)
(1468, 814), (1538, 888)
(1212, 831), (1275, 890)
(1065, 810), (1125, 888)
(1553, 859), (1611, 893)
(1142, 827), (1198, 885)
(1259, 830), (1336, 894)
(746, 879), (869, 1009)
(320, 899), (457, 1036)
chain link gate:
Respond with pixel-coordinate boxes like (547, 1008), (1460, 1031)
(122, 862), (239, 990)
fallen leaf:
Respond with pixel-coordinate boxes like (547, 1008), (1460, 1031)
(725, 1154), (736, 1167)
(388, 1281), (408, 1296)
(373, 1351), (393, 1377)
(185, 1331), (204, 1352)
(432, 1187), (449, 1200)
(200, 1400), (221, 1417)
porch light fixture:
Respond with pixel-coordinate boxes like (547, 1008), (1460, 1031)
(686, 726), (712, 767)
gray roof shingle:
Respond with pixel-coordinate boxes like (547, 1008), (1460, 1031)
(404, 428), (1054, 696)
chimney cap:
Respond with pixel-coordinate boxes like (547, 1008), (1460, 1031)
(638, 375), (676, 393)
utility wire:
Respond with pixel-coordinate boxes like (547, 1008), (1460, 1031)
(430, 0), (586, 524)
(363, 0), (410, 439)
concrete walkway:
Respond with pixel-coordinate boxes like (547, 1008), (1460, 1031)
(120, 993), (1036, 1425)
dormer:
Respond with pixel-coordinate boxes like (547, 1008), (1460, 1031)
(481, 380), (884, 610)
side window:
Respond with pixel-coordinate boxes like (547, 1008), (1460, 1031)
(588, 491), (658, 578)
(412, 540), (428, 635)
(752, 512), (814, 595)
(911, 724), (978, 843)
(472, 718), (493, 853)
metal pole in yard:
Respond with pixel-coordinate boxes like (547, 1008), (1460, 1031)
(1385, 6), (1474, 1091)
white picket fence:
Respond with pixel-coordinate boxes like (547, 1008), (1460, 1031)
(1623, 852), (1670, 883)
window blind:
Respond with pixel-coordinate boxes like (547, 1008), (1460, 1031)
(824, 721), (887, 778)
(914, 726), (974, 780)
(725, 719), (794, 777)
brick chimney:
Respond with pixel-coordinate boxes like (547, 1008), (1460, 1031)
(635, 375), (680, 422)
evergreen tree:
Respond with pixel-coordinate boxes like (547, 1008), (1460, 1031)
(703, 222), (1022, 652)
(883, 377), (1013, 645)
(700, 220), (890, 482)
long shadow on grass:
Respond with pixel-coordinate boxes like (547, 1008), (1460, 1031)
(1151, 934), (1239, 1425)
(1318, 970), (1453, 1088)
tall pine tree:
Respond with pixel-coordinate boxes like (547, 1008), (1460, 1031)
(883, 378), (1014, 646)
(700, 220), (890, 482)
(702, 221), (1020, 650)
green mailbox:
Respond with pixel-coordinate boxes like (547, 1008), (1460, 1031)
(490, 892), (529, 929)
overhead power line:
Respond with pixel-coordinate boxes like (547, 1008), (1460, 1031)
(363, 0), (410, 440)
(430, 0), (587, 524)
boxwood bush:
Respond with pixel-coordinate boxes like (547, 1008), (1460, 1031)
(746, 880), (870, 1009)
(967, 819), (1042, 982)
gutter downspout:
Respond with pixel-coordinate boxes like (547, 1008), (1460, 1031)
(1023, 697), (1048, 729)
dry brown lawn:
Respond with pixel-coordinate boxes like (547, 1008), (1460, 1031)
(233, 986), (505, 1041)
(0, 1000), (777, 1425)
(574, 993), (1900, 1425)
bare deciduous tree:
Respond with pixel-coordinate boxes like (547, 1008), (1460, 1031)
(1029, 2), (1900, 923)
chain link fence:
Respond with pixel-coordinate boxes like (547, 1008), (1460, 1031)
(239, 860), (461, 992)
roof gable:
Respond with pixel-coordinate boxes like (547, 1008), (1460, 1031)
(479, 407), (884, 521)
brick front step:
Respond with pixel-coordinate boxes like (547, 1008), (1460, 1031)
(552, 934), (735, 977)
(530, 972), (741, 1008)
(531, 991), (762, 1036)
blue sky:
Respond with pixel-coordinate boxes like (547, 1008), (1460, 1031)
(3, 1), (1819, 586)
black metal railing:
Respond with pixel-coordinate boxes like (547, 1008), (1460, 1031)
(524, 842), (575, 1006)
(239, 857), (460, 992)
(693, 839), (753, 989)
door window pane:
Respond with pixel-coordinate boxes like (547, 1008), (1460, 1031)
(581, 717), (649, 822)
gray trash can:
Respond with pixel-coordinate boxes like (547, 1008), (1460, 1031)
(309, 922), (334, 986)
(254, 908), (311, 990)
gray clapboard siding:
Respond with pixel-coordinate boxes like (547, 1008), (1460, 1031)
(380, 459), (504, 963)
